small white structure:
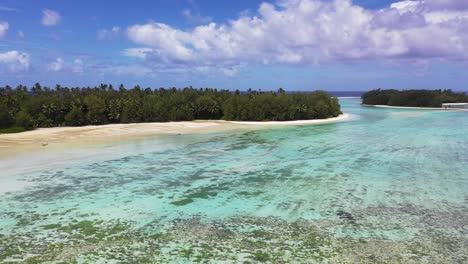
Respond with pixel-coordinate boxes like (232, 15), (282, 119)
(442, 103), (468, 109)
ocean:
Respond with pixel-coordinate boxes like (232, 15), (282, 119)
(0, 98), (467, 263)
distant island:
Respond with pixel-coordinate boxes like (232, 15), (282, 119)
(0, 84), (342, 133)
(362, 89), (468, 108)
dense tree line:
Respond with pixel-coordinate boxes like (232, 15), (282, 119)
(362, 89), (468, 107)
(0, 84), (342, 132)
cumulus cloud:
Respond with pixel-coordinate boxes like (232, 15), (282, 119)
(124, 0), (468, 69)
(0, 21), (9, 38)
(97, 26), (121, 40)
(0, 51), (30, 72)
(47, 58), (65, 72)
(47, 58), (84, 73)
(127, 23), (194, 63)
(425, 0), (468, 10)
(42, 9), (61, 26)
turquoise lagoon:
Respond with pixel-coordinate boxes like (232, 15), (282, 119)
(0, 99), (467, 263)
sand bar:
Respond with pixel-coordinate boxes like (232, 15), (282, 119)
(0, 114), (351, 156)
(362, 104), (468, 111)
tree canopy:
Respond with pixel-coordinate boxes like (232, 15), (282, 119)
(0, 84), (342, 133)
(362, 89), (468, 107)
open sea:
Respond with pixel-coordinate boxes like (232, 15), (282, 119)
(0, 98), (467, 263)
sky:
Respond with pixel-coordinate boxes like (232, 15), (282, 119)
(0, 0), (468, 91)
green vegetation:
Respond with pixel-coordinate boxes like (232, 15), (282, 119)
(0, 126), (26, 134)
(0, 84), (342, 133)
(362, 89), (468, 107)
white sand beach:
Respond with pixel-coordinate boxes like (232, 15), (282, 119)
(0, 114), (350, 156)
(362, 104), (468, 111)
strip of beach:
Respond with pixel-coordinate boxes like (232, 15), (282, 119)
(0, 114), (350, 156)
(362, 104), (468, 111)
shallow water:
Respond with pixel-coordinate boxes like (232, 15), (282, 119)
(1, 99), (467, 263)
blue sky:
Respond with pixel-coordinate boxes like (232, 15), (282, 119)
(0, 0), (468, 90)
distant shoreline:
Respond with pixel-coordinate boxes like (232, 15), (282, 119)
(362, 104), (468, 111)
(0, 114), (351, 154)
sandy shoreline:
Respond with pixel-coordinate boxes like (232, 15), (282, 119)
(0, 114), (350, 155)
(228, 114), (350, 125)
(362, 104), (468, 111)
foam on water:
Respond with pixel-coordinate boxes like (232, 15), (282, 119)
(0, 99), (467, 263)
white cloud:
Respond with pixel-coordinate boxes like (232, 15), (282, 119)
(0, 51), (30, 72)
(47, 58), (65, 72)
(425, 0), (468, 10)
(47, 58), (85, 73)
(127, 23), (194, 62)
(390, 0), (420, 11)
(124, 0), (468, 68)
(42, 9), (61, 26)
(72, 59), (84, 73)
(97, 26), (121, 40)
(0, 21), (9, 38)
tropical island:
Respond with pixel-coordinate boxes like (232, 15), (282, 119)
(362, 89), (468, 108)
(0, 84), (342, 134)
